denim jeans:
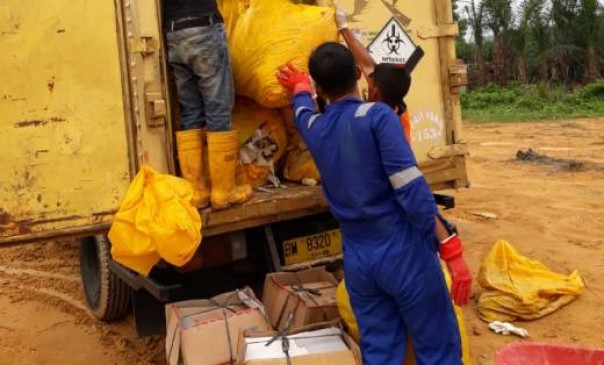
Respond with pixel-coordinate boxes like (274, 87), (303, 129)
(166, 23), (234, 131)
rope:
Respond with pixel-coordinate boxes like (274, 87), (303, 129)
(167, 291), (244, 364)
(222, 308), (235, 365)
(292, 272), (334, 322)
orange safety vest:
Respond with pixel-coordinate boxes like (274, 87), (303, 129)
(400, 109), (411, 143)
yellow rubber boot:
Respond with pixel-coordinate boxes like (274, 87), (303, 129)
(207, 130), (253, 210)
(176, 129), (210, 208)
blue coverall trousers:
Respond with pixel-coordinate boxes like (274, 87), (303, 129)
(341, 217), (462, 365)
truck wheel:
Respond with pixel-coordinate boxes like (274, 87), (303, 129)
(79, 235), (131, 321)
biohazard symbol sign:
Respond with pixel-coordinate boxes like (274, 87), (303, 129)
(367, 17), (421, 67)
(384, 23), (406, 55)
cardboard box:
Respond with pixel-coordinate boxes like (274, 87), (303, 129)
(237, 322), (361, 365)
(166, 287), (270, 365)
(262, 268), (339, 331)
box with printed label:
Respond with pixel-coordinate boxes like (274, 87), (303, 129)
(165, 287), (270, 365)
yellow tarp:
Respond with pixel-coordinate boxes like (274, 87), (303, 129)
(221, 0), (339, 108)
(108, 166), (202, 276)
(234, 98), (288, 187)
(336, 262), (471, 365)
(478, 240), (584, 322)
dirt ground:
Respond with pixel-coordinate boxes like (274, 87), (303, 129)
(0, 118), (603, 365)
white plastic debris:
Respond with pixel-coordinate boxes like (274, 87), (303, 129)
(240, 124), (281, 187)
(488, 321), (529, 338)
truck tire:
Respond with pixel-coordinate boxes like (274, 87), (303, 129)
(79, 235), (131, 321)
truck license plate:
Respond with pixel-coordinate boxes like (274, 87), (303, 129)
(283, 229), (342, 266)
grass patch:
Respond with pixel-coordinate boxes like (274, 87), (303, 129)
(462, 81), (604, 123)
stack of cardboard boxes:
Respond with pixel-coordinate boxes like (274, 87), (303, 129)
(166, 267), (360, 365)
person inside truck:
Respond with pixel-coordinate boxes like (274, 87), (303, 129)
(164, 0), (252, 210)
(276, 43), (471, 365)
(335, 4), (412, 142)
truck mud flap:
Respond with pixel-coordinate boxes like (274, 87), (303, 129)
(109, 260), (184, 302)
(109, 260), (185, 337)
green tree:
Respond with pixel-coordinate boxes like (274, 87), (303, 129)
(526, 0), (551, 81)
(465, 0), (486, 85)
(578, 0), (602, 81)
(509, 0), (533, 83)
(482, 0), (513, 85)
(550, 0), (583, 82)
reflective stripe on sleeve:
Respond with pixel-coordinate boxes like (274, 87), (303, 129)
(389, 166), (423, 190)
(308, 114), (320, 129)
(295, 107), (312, 118)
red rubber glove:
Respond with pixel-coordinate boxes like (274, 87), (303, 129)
(277, 63), (314, 95)
(439, 234), (472, 306)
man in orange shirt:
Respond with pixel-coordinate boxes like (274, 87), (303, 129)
(335, 5), (412, 142)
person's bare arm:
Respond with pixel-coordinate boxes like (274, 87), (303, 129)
(435, 217), (450, 242)
(335, 5), (375, 78)
(341, 28), (375, 78)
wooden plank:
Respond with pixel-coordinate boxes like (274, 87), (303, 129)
(203, 155), (469, 237)
(202, 186), (329, 237)
(434, 0), (461, 144)
(417, 23), (459, 39)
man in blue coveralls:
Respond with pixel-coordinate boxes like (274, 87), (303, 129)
(277, 43), (472, 365)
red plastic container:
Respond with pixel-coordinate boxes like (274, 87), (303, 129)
(496, 343), (604, 365)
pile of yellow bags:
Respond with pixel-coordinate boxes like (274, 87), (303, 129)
(233, 98), (288, 187)
(280, 108), (321, 182)
(478, 240), (584, 322)
(336, 262), (471, 365)
(220, 0), (339, 108)
(108, 166), (202, 276)
(219, 0), (333, 182)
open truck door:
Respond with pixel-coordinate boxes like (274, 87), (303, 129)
(0, 0), (172, 326)
(0, 0), (172, 246)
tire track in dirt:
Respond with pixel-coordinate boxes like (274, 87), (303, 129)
(0, 266), (79, 282)
(0, 240), (164, 364)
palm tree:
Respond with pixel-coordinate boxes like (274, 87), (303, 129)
(550, 0), (582, 82)
(578, 0), (602, 81)
(483, 0), (513, 85)
(465, 0), (486, 85)
(509, 1), (533, 83)
(526, 0), (551, 81)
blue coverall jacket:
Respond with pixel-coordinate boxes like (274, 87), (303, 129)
(293, 93), (462, 365)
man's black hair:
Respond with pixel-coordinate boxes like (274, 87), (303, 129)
(309, 42), (358, 99)
(373, 63), (412, 115)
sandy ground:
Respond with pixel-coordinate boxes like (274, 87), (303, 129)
(0, 118), (603, 364)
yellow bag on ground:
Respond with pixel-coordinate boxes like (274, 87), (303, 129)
(279, 108), (321, 182)
(478, 240), (584, 322)
(336, 262), (471, 365)
(234, 98), (288, 187)
(224, 0), (338, 108)
(108, 166), (202, 276)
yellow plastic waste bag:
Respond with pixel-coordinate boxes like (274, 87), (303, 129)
(218, 0), (244, 39)
(336, 262), (471, 365)
(108, 166), (202, 276)
(223, 0), (338, 108)
(234, 98), (288, 187)
(279, 108), (321, 182)
(478, 240), (584, 322)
